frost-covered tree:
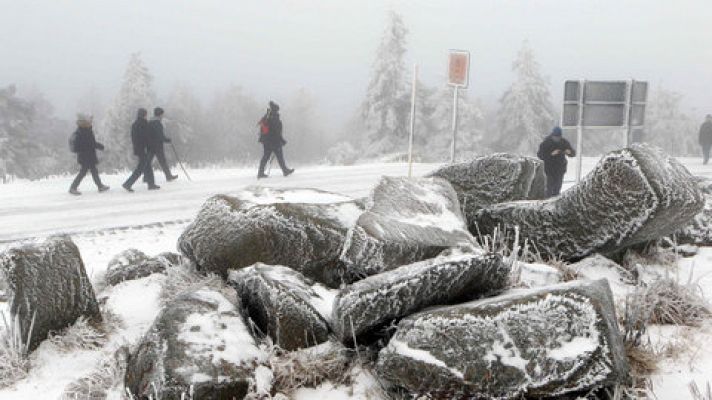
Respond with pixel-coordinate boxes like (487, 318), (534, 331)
(0, 85), (43, 181)
(284, 88), (326, 163)
(100, 53), (155, 169)
(495, 41), (556, 154)
(165, 83), (204, 164)
(361, 10), (409, 156)
(644, 86), (698, 156)
(205, 85), (261, 163)
(428, 86), (487, 161)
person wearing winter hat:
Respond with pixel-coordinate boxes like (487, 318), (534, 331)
(537, 126), (575, 198)
(69, 114), (109, 195)
(257, 101), (294, 178)
(698, 114), (712, 165)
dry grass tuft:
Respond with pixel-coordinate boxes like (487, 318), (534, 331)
(60, 346), (130, 400)
(160, 263), (231, 305)
(690, 381), (712, 400)
(48, 308), (123, 352)
(0, 311), (33, 388)
(643, 279), (710, 326)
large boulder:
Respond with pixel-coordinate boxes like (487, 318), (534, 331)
(104, 250), (182, 286)
(332, 249), (509, 344)
(677, 177), (712, 245)
(125, 288), (266, 400)
(427, 153), (546, 230)
(338, 176), (475, 282)
(178, 187), (363, 287)
(377, 279), (628, 399)
(0, 235), (101, 351)
(475, 144), (704, 260)
(228, 264), (333, 351)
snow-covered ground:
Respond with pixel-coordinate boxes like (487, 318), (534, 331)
(1, 157), (712, 399)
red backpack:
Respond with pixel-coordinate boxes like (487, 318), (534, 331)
(258, 114), (270, 135)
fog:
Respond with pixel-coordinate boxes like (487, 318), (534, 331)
(2, 0), (711, 125)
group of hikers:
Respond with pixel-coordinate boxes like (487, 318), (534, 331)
(68, 101), (294, 195)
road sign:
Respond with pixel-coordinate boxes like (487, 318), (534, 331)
(448, 50), (470, 88)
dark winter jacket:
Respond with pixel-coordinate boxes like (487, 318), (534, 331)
(147, 118), (170, 153)
(258, 112), (287, 149)
(699, 121), (712, 146)
(537, 135), (575, 176)
(74, 127), (104, 167)
(131, 118), (150, 156)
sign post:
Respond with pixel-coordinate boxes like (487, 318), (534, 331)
(447, 50), (470, 163)
(407, 64), (418, 177)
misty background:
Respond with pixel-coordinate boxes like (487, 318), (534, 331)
(1, 0), (711, 180)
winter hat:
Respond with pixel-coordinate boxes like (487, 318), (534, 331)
(551, 126), (563, 136)
(154, 107), (164, 117)
(137, 108), (148, 118)
(76, 113), (92, 126)
(269, 101), (279, 112)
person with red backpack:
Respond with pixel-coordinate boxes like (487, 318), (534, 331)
(257, 101), (294, 179)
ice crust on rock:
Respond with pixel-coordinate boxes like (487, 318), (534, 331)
(677, 177), (712, 245)
(377, 279), (629, 399)
(427, 153), (546, 231)
(475, 144), (704, 260)
(228, 264), (332, 351)
(0, 235), (102, 351)
(178, 186), (363, 287)
(104, 249), (182, 286)
(338, 176), (475, 282)
(125, 288), (266, 399)
(332, 249), (510, 343)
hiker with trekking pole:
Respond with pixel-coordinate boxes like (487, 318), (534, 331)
(257, 101), (294, 179)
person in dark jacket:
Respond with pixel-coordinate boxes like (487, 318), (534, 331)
(69, 114), (109, 195)
(122, 108), (157, 192)
(145, 107), (177, 186)
(699, 115), (712, 165)
(537, 126), (576, 198)
(257, 101), (294, 179)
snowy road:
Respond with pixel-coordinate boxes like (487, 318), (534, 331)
(1, 157), (710, 242)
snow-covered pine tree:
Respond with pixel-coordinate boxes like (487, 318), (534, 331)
(427, 86), (487, 162)
(495, 41), (556, 154)
(361, 10), (409, 156)
(206, 85), (261, 163)
(100, 53), (155, 169)
(165, 83), (204, 164)
(644, 86), (698, 156)
(0, 85), (44, 181)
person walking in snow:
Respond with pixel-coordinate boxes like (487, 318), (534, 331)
(699, 114), (712, 165)
(122, 108), (157, 191)
(69, 114), (109, 195)
(145, 107), (178, 187)
(537, 126), (575, 198)
(257, 101), (294, 179)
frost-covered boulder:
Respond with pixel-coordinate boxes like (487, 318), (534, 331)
(677, 177), (712, 245)
(332, 249), (509, 344)
(104, 250), (182, 286)
(0, 235), (101, 351)
(338, 177), (475, 282)
(125, 288), (266, 399)
(228, 264), (334, 351)
(475, 144), (704, 260)
(377, 279), (628, 398)
(427, 153), (546, 231)
(516, 261), (563, 288)
(178, 187), (363, 287)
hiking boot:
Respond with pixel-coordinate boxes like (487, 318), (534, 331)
(257, 173), (268, 179)
(167, 174), (179, 182)
(69, 188), (81, 196)
(283, 168), (295, 177)
(122, 183), (134, 193)
(148, 184), (161, 190)
(98, 185), (110, 192)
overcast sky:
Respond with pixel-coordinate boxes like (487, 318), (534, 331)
(1, 0), (711, 126)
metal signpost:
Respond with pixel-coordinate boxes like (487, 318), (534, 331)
(447, 50), (470, 163)
(562, 79), (648, 181)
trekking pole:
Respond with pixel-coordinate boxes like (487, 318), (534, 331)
(169, 142), (193, 182)
(266, 154), (275, 176)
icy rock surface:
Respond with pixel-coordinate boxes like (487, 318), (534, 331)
(475, 144), (704, 260)
(228, 264), (332, 351)
(125, 288), (266, 399)
(105, 249), (182, 286)
(332, 249), (509, 344)
(0, 235), (101, 351)
(427, 153), (546, 231)
(338, 176), (475, 282)
(677, 177), (712, 245)
(516, 261), (562, 288)
(377, 279), (628, 399)
(178, 186), (363, 287)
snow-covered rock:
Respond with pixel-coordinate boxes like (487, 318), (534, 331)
(332, 249), (509, 344)
(517, 261), (563, 288)
(178, 187), (363, 287)
(475, 144), (704, 261)
(376, 279), (628, 399)
(0, 235), (101, 351)
(676, 177), (712, 245)
(569, 254), (634, 297)
(427, 153), (546, 232)
(104, 249), (182, 286)
(338, 177), (475, 282)
(125, 288), (266, 399)
(228, 264), (332, 351)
